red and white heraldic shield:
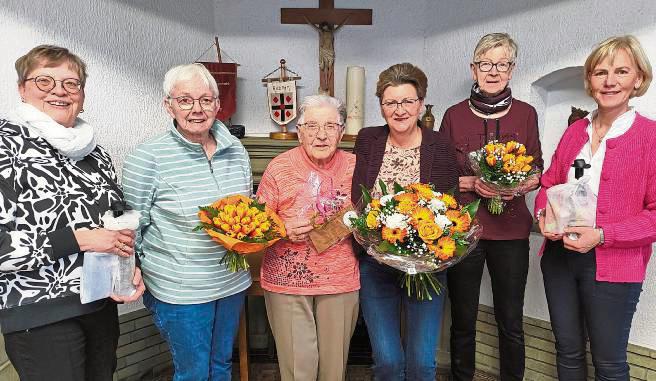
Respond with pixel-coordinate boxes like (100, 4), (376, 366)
(267, 80), (297, 125)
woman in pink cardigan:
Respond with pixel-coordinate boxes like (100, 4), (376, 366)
(535, 36), (655, 380)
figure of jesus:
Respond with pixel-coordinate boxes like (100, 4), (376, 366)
(307, 18), (348, 94)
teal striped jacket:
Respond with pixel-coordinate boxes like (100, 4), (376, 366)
(122, 121), (252, 304)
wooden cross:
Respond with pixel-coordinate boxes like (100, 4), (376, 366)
(281, 0), (372, 96)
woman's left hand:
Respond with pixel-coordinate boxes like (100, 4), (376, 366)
(563, 226), (601, 253)
(110, 267), (146, 303)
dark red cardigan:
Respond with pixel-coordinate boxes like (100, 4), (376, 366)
(350, 125), (459, 206)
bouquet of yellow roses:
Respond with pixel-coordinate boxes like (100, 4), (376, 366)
(194, 194), (286, 272)
(345, 181), (481, 300)
(469, 140), (537, 214)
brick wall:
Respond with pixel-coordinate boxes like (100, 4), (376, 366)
(473, 304), (656, 381)
(113, 308), (171, 381)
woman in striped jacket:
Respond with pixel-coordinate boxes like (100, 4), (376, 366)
(122, 63), (253, 381)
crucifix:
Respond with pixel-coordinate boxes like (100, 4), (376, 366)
(281, 0), (372, 96)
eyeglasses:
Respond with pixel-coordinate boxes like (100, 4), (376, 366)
(298, 122), (343, 136)
(473, 61), (514, 73)
(168, 95), (217, 111)
(24, 75), (82, 94)
(380, 98), (421, 112)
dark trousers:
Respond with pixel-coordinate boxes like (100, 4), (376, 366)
(541, 241), (642, 381)
(447, 239), (529, 381)
(4, 301), (119, 381)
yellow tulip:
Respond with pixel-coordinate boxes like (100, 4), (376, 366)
(502, 153), (515, 163)
(517, 145), (526, 155)
(366, 211), (380, 229)
(485, 143), (496, 155)
(522, 165), (532, 172)
(505, 141), (517, 152)
(224, 204), (236, 216)
(486, 155), (497, 167)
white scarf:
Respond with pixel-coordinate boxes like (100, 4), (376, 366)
(8, 102), (96, 161)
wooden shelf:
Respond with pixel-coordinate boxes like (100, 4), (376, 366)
(241, 136), (354, 187)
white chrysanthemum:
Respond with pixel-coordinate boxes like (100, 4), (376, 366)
(380, 195), (394, 205)
(434, 214), (453, 230)
(384, 213), (409, 229)
(428, 199), (447, 213)
(342, 211), (358, 228)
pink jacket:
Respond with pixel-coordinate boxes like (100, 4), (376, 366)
(535, 113), (656, 282)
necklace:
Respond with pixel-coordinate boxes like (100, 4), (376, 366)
(592, 118), (609, 144)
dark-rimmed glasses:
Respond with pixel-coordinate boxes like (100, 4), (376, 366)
(168, 96), (217, 111)
(381, 98), (421, 112)
(473, 61), (514, 73)
(24, 75), (82, 94)
(298, 122), (343, 136)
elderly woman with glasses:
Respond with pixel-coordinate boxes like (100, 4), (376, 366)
(122, 63), (253, 381)
(351, 63), (458, 381)
(0, 45), (144, 381)
(439, 33), (543, 381)
(537, 35), (655, 380)
(256, 95), (360, 381)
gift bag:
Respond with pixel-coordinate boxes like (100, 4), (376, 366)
(544, 176), (597, 234)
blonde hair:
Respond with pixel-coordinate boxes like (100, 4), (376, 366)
(15, 45), (87, 87)
(583, 35), (652, 97)
(473, 33), (518, 63)
(163, 63), (219, 97)
(375, 63), (427, 100)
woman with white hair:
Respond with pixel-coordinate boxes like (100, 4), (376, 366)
(256, 95), (360, 381)
(122, 63), (253, 381)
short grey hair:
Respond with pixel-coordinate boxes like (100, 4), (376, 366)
(297, 95), (346, 125)
(163, 63), (219, 97)
(473, 33), (518, 63)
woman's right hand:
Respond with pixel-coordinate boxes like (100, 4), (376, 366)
(285, 219), (314, 243)
(459, 176), (477, 193)
(538, 214), (562, 241)
(74, 228), (135, 257)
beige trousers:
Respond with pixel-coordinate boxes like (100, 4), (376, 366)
(264, 290), (359, 381)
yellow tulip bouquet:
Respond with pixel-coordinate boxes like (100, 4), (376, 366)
(194, 194), (286, 272)
(345, 182), (481, 300)
(469, 140), (537, 214)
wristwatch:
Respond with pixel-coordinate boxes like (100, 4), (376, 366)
(597, 227), (605, 246)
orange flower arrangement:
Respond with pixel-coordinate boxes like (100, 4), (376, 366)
(346, 181), (482, 300)
(195, 194), (286, 272)
(471, 140), (537, 214)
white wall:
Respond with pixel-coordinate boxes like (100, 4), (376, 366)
(1, 0), (656, 348)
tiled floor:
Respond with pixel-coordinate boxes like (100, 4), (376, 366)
(150, 363), (373, 381)
(150, 363), (455, 380)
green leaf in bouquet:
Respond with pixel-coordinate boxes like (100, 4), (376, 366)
(378, 179), (388, 196)
(249, 199), (267, 212)
(393, 182), (404, 194)
(359, 184), (372, 205)
(376, 240), (402, 255)
(462, 199), (481, 218)
(198, 206), (220, 218)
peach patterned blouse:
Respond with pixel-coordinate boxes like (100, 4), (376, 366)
(256, 146), (360, 295)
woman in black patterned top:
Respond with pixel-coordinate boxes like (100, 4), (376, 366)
(0, 45), (144, 381)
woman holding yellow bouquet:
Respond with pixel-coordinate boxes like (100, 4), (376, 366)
(123, 63), (252, 381)
(439, 33), (543, 381)
(351, 63), (458, 381)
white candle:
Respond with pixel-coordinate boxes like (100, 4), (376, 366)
(345, 66), (365, 136)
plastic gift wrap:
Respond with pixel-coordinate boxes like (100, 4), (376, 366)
(80, 210), (140, 304)
(544, 175), (597, 234)
(345, 181), (483, 299)
(297, 172), (353, 254)
(352, 223), (482, 275)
